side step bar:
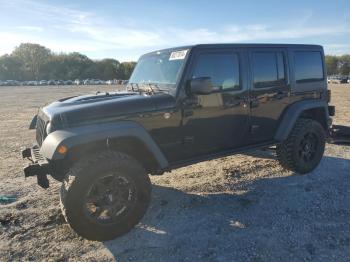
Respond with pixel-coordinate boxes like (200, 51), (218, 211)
(329, 125), (350, 145)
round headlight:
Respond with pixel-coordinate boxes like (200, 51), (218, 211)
(46, 122), (52, 134)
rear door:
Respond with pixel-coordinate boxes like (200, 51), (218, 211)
(247, 48), (290, 143)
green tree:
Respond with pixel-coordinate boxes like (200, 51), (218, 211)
(42, 52), (94, 80)
(325, 55), (338, 75)
(12, 43), (51, 80)
(340, 63), (350, 76)
(65, 52), (94, 79)
(95, 59), (121, 80)
(118, 62), (136, 79)
(0, 55), (24, 80)
(339, 55), (350, 76)
(82, 64), (99, 79)
(1, 42), (138, 81)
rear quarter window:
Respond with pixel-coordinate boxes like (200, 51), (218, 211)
(294, 51), (324, 83)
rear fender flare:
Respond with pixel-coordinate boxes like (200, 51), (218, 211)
(274, 100), (329, 142)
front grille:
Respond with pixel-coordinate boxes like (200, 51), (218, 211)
(32, 145), (47, 163)
(35, 116), (47, 146)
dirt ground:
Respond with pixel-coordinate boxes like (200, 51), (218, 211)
(0, 84), (349, 261)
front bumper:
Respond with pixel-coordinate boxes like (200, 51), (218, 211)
(22, 145), (50, 188)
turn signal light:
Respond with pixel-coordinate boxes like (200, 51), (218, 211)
(57, 145), (67, 154)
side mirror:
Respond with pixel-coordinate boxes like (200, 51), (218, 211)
(190, 77), (218, 95)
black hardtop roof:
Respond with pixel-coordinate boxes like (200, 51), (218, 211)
(144, 43), (323, 56)
(192, 43), (322, 48)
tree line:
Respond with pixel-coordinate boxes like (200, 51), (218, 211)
(0, 43), (349, 81)
(325, 55), (350, 76)
(0, 43), (136, 81)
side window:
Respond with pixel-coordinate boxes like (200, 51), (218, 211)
(252, 52), (286, 88)
(192, 52), (240, 90)
(294, 51), (324, 83)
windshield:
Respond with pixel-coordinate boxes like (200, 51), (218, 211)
(128, 49), (188, 89)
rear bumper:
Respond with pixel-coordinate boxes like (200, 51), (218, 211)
(22, 145), (50, 188)
(329, 125), (350, 145)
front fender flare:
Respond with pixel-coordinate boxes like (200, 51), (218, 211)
(40, 121), (169, 169)
(274, 100), (329, 142)
(29, 115), (37, 129)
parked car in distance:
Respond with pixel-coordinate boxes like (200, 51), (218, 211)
(4, 80), (17, 86)
(46, 80), (54, 85)
(63, 80), (73, 85)
(85, 79), (104, 85)
(107, 79), (119, 85)
(26, 81), (36, 86)
(338, 77), (348, 84)
(74, 79), (82, 85)
(328, 76), (348, 84)
(39, 80), (47, 86)
(94, 79), (104, 85)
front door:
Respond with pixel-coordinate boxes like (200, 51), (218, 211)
(180, 48), (250, 160)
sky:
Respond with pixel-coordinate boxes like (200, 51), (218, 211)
(0, 0), (349, 61)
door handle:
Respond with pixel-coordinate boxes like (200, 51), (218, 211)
(183, 109), (194, 117)
(250, 100), (259, 108)
(276, 91), (286, 99)
(225, 99), (239, 108)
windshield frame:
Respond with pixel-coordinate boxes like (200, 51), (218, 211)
(128, 47), (192, 96)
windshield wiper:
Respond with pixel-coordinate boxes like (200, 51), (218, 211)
(127, 83), (140, 92)
(128, 82), (170, 94)
(140, 83), (169, 93)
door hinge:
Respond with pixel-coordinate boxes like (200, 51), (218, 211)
(183, 136), (194, 144)
(183, 110), (194, 117)
(250, 125), (260, 134)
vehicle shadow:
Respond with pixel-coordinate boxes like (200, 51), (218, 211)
(104, 155), (350, 261)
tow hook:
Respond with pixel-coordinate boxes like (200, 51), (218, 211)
(22, 148), (32, 158)
(23, 163), (50, 189)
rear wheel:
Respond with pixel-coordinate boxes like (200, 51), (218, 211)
(60, 151), (151, 241)
(276, 119), (326, 174)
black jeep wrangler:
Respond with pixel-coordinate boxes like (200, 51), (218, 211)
(22, 44), (336, 241)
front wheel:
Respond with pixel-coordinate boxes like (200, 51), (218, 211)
(60, 151), (151, 241)
(276, 119), (326, 174)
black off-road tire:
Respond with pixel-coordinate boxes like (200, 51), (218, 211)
(59, 150), (151, 241)
(276, 118), (326, 174)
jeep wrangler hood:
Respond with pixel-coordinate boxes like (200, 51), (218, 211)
(42, 91), (175, 127)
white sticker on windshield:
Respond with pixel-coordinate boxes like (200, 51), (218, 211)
(169, 49), (188, 60)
